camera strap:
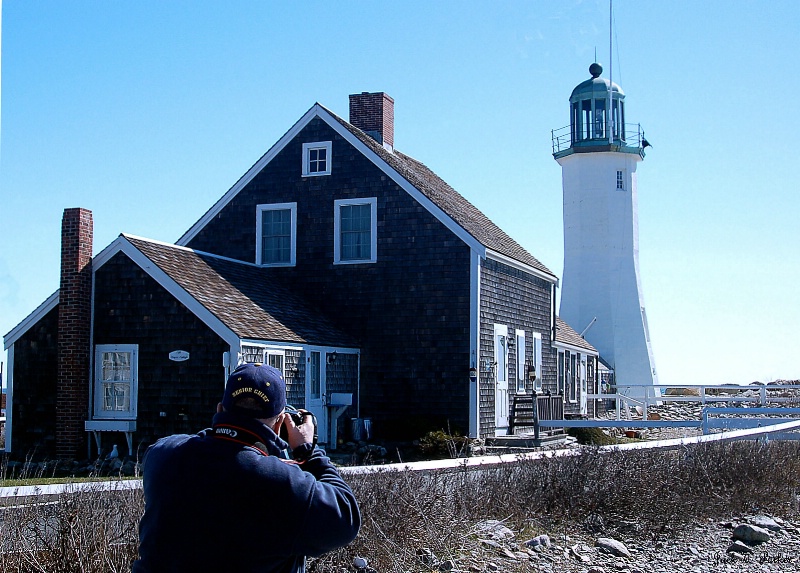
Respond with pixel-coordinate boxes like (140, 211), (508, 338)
(208, 424), (270, 457)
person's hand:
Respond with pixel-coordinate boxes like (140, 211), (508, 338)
(281, 410), (314, 450)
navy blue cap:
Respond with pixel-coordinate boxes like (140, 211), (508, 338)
(222, 363), (286, 419)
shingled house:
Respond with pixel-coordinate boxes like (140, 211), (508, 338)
(4, 92), (596, 460)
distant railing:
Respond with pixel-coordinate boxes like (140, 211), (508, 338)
(588, 384), (800, 425)
(551, 123), (645, 155)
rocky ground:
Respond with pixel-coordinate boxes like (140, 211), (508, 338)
(365, 514), (800, 573)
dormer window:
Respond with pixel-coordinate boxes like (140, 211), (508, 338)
(302, 142), (332, 176)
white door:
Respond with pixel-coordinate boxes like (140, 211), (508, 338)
(580, 358), (588, 415)
(494, 325), (509, 430)
(306, 350), (329, 445)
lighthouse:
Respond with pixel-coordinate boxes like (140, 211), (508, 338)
(552, 63), (658, 397)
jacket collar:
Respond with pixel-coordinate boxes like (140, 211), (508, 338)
(210, 410), (289, 456)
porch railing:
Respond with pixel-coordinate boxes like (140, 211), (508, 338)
(508, 393), (563, 435)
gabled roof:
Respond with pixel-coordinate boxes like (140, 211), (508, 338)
(328, 110), (556, 279)
(177, 102), (556, 282)
(98, 235), (357, 348)
(554, 316), (598, 354)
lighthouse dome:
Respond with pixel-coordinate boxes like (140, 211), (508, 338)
(569, 63), (624, 103)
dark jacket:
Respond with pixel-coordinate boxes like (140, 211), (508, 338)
(132, 411), (361, 573)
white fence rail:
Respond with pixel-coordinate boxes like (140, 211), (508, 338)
(589, 383), (800, 423)
(3, 419), (799, 498)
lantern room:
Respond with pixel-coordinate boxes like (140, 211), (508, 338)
(570, 62), (625, 144)
(552, 63), (645, 159)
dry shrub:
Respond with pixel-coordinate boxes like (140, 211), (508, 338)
(313, 440), (800, 571)
(0, 483), (143, 573)
(1, 440), (799, 572)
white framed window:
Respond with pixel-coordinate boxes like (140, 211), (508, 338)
(241, 343), (286, 377)
(616, 170), (625, 190)
(334, 198), (377, 264)
(302, 141), (332, 177)
(256, 203), (296, 266)
(94, 344), (138, 420)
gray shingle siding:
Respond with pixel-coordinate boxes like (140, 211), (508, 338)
(10, 306), (59, 457)
(93, 253), (229, 453)
(185, 119), (474, 439)
(479, 258), (556, 438)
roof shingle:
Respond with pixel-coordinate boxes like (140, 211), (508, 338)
(126, 236), (356, 347)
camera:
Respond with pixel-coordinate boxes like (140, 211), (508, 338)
(286, 405), (307, 426)
(280, 405), (318, 445)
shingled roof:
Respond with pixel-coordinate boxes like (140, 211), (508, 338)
(328, 108), (556, 278)
(125, 236), (356, 347)
(555, 316), (597, 353)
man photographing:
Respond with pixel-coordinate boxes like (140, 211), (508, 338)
(133, 362), (361, 572)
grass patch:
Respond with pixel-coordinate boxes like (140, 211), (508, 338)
(0, 475), (139, 487)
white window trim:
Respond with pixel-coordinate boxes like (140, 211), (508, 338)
(239, 342), (287, 377)
(302, 141), (332, 177)
(93, 344), (138, 420)
(256, 202), (297, 267)
(334, 197), (378, 265)
(532, 332), (543, 392)
(515, 329), (525, 394)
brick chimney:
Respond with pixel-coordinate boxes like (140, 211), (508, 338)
(57, 208), (93, 460)
(349, 92), (394, 150)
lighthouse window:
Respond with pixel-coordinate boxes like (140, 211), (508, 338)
(581, 100), (592, 140)
(594, 99), (606, 139)
(616, 170), (625, 190)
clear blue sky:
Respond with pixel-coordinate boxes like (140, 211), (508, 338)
(2, 1), (799, 386)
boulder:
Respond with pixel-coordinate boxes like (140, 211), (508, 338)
(595, 537), (631, 558)
(732, 523), (770, 543)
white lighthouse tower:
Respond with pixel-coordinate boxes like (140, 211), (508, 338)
(553, 62), (658, 396)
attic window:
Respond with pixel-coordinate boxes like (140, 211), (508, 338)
(302, 142), (332, 176)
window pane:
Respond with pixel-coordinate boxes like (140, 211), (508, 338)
(309, 148), (327, 173)
(103, 382), (130, 411)
(497, 335), (507, 382)
(268, 353), (284, 374)
(101, 352), (131, 382)
(340, 204), (372, 260)
(261, 209), (291, 264)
